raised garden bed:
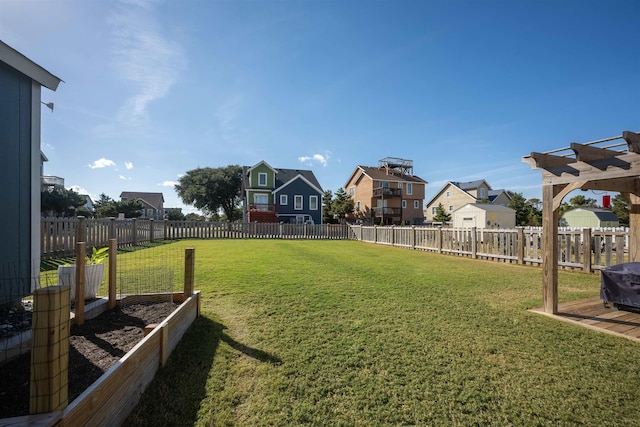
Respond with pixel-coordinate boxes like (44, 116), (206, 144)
(0, 291), (200, 426)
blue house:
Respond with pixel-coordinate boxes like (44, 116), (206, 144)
(242, 161), (324, 224)
(0, 41), (62, 305)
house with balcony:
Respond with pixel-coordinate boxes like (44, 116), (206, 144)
(344, 157), (427, 225)
(120, 191), (165, 219)
(424, 180), (513, 223)
(242, 161), (324, 224)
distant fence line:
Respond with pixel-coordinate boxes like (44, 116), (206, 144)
(350, 225), (627, 273)
(40, 217), (354, 259)
(40, 218), (628, 273)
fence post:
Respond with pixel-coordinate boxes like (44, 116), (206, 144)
(471, 227), (477, 259)
(75, 242), (86, 326)
(77, 216), (86, 245)
(164, 219), (168, 241)
(108, 238), (117, 310)
(132, 218), (138, 246)
(109, 217), (116, 240)
(583, 228), (592, 273)
(437, 228), (443, 254)
(374, 225), (378, 244)
(411, 225), (416, 249)
(184, 248), (195, 297)
(390, 226), (395, 246)
(517, 227), (525, 265)
(150, 219), (155, 243)
(30, 285), (70, 414)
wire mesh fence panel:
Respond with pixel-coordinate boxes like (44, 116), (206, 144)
(117, 245), (184, 307)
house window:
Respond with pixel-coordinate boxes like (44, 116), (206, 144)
(280, 195), (288, 205)
(379, 181), (389, 188)
(402, 200), (407, 209)
(407, 183), (413, 195)
(479, 188), (486, 199)
(258, 173), (267, 186)
(294, 195), (303, 210)
(449, 205), (454, 211)
(446, 191), (450, 197)
(432, 207), (436, 215)
(349, 186), (355, 197)
(356, 201), (361, 212)
(147, 209), (153, 217)
(398, 182), (402, 189)
(414, 200), (420, 209)
(309, 195), (318, 210)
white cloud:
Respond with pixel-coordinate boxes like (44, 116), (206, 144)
(109, 0), (186, 124)
(124, 161), (134, 169)
(119, 175), (131, 180)
(298, 152), (331, 167)
(89, 158), (116, 169)
(160, 181), (177, 187)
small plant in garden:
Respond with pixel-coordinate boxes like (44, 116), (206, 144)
(87, 246), (109, 264)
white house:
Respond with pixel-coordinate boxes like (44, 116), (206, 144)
(452, 203), (516, 229)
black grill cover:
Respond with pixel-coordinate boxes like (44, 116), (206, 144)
(600, 262), (640, 309)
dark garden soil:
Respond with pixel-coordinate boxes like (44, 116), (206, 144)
(0, 302), (177, 419)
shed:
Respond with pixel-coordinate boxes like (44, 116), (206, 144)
(0, 41), (62, 305)
(452, 203), (516, 229)
(561, 207), (619, 228)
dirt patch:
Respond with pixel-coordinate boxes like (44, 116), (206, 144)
(0, 302), (177, 419)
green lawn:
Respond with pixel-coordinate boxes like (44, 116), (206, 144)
(123, 240), (640, 426)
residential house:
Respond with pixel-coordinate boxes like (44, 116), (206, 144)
(0, 41), (61, 305)
(561, 208), (620, 228)
(452, 203), (516, 229)
(242, 161), (324, 224)
(120, 192), (165, 219)
(40, 151), (65, 191)
(425, 180), (513, 223)
(344, 157), (428, 225)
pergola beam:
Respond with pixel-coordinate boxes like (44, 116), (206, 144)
(570, 142), (621, 162)
(623, 131), (640, 153)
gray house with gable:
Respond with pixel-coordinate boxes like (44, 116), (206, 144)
(0, 41), (62, 305)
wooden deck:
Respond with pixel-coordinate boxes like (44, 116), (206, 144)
(531, 296), (640, 343)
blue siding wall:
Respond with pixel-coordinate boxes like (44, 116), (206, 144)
(277, 179), (322, 224)
(0, 61), (33, 305)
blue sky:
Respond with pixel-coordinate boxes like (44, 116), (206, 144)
(1, 0), (638, 213)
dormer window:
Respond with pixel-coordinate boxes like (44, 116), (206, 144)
(479, 188), (486, 199)
(258, 173), (267, 186)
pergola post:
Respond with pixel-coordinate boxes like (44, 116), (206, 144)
(542, 184), (558, 314)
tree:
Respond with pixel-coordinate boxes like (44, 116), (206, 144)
(611, 194), (629, 226)
(165, 208), (185, 221)
(433, 203), (451, 223)
(93, 193), (143, 218)
(117, 199), (144, 218)
(322, 190), (336, 224)
(509, 192), (542, 226)
(94, 193), (118, 218)
(41, 188), (86, 217)
(330, 188), (354, 221)
(175, 166), (243, 221)
(568, 195), (598, 208)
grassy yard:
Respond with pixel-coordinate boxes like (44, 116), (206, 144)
(122, 240), (640, 426)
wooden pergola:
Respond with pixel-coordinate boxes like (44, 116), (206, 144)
(523, 130), (640, 314)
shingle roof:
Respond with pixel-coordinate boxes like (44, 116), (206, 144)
(567, 207), (619, 222)
(120, 192), (164, 209)
(275, 168), (323, 192)
(357, 166), (428, 184)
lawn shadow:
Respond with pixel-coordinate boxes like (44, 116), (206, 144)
(122, 315), (280, 426)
